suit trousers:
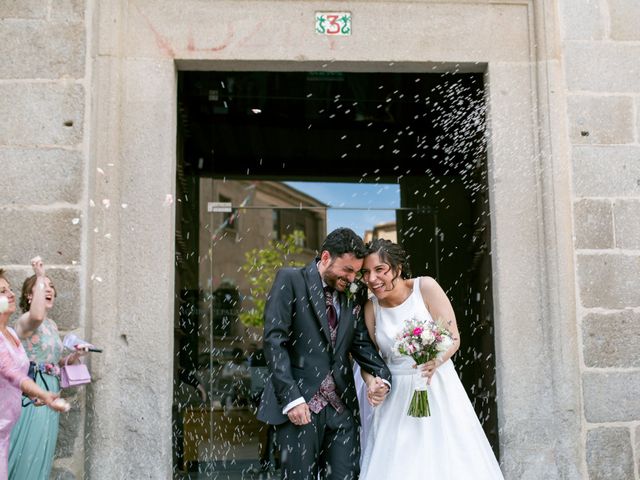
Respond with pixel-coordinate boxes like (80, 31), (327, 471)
(276, 405), (359, 480)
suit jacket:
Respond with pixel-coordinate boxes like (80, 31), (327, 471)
(257, 260), (391, 425)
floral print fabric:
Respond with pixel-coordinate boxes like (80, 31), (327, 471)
(21, 318), (63, 365)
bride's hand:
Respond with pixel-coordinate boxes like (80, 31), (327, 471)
(420, 358), (442, 385)
(366, 377), (389, 407)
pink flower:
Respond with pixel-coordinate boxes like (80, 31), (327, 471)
(413, 327), (423, 337)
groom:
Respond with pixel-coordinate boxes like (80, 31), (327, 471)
(257, 228), (392, 479)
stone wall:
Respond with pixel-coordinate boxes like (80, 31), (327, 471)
(561, 0), (640, 478)
(0, 1), (88, 478)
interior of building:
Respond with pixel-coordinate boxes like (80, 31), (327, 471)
(173, 70), (497, 477)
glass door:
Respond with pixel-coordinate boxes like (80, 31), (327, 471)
(174, 178), (333, 479)
(173, 180), (498, 479)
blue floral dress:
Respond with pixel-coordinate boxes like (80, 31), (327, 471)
(8, 318), (64, 480)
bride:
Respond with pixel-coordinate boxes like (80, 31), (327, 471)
(358, 238), (504, 479)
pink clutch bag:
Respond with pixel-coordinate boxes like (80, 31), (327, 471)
(60, 358), (91, 388)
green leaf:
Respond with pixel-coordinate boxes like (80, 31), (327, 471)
(239, 232), (306, 327)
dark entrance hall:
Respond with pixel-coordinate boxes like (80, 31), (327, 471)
(173, 70), (498, 477)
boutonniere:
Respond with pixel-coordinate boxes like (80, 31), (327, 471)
(346, 280), (366, 316)
(346, 281), (360, 304)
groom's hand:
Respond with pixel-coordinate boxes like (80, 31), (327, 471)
(287, 403), (311, 426)
(367, 377), (389, 406)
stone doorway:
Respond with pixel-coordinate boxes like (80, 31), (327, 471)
(89, 3), (581, 478)
(173, 70), (497, 476)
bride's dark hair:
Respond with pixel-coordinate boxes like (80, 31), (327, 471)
(365, 238), (412, 281)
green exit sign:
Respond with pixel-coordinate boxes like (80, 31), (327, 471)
(315, 12), (352, 36)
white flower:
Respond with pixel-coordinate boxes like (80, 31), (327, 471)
(420, 329), (435, 345)
(0, 296), (8, 313)
(349, 282), (359, 294)
(436, 336), (454, 352)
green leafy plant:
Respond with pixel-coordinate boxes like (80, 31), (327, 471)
(239, 231), (306, 327)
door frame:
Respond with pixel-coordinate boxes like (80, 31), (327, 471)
(87, 1), (581, 478)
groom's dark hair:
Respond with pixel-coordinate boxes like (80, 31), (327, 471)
(320, 228), (366, 259)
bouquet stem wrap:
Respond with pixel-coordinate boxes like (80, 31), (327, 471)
(408, 356), (431, 417)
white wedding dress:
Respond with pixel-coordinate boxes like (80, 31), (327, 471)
(359, 278), (504, 480)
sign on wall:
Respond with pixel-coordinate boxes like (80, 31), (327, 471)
(208, 202), (232, 213)
(315, 12), (352, 36)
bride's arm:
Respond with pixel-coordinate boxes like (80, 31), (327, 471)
(360, 301), (378, 385)
(363, 300), (378, 349)
(360, 368), (375, 386)
(419, 276), (461, 382)
(360, 301), (388, 405)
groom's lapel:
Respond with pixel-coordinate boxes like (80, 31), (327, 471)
(334, 293), (353, 351)
(302, 261), (332, 345)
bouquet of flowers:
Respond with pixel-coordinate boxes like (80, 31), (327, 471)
(393, 317), (454, 417)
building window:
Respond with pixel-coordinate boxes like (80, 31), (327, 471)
(276, 210), (321, 250)
(294, 225), (306, 247)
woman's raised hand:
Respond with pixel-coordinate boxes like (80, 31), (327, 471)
(30, 256), (45, 278)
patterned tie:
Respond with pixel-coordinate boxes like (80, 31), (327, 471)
(323, 286), (338, 329)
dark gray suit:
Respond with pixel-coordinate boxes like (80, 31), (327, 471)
(257, 260), (391, 479)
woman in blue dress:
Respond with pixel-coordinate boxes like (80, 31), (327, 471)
(8, 257), (87, 480)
